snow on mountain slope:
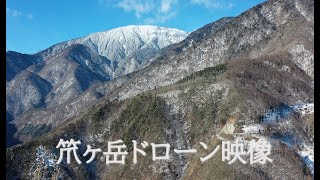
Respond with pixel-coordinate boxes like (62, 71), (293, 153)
(39, 25), (188, 77)
(76, 25), (187, 60)
(40, 25), (188, 67)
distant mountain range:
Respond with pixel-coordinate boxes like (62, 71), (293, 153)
(6, 0), (314, 179)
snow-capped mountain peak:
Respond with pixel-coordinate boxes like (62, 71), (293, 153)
(39, 25), (188, 63)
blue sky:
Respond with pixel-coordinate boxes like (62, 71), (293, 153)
(7, 0), (265, 54)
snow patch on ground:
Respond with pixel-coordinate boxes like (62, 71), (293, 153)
(35, 145), (56, 167)
(262, 106), (293, 124)
(298, 146), (314, 174)
(289, 44), (314, 78)
(241, 101), (314, 175)
(259, 102), (314, 175)
(263, 61), (290, 72)
(291, 102), (314, 115)
(242, 124), (264, 134)
(270, 132), (314, 175)
(262, 102), (313, 124)
(29, 145), (57, 177)
(295, 0), (313, 22)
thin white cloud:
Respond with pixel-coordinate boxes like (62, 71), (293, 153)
(101, 0), (233, 24)
(160, 0), (177, 13)
(144, 11), (177, 24)
(190, 0), (234, 9)
(116, 0), (154, 18)
(100, 0), (178, 24)
(6, 8), (22, 17)
(26, 14), (33, 20)
(6, 7), (34, 20)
